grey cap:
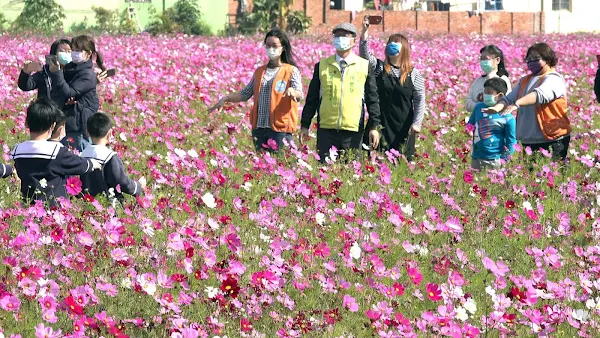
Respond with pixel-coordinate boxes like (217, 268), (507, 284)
(332, 22), (358, 37)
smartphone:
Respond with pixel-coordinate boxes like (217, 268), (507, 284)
(368, 15), (383, 25)
(106, 69), (117, 77)
(45, 54), (57, 65)
(596, 55), (600, 65)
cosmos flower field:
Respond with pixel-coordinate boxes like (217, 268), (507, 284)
(0, 32), (600, 337)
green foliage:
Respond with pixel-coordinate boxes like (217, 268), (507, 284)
(92, 6), (119, 33)
(0, 12), (8, 33)
(13, 0), (66, 34)
(237, 0), (304, 34)
(68, 18), (91, 35)
(118, 9), (140, 35)
(146, 0), (211, 36)
(286, 10), (312, 34)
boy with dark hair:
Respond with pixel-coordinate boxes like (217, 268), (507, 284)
(80, 112), (145, 203)
(11, 98), (101, 205)
(467, 77), (516, 170)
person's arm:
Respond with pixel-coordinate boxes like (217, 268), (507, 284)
(0, 163), (13, 179)
(503, 116), (517, 159)
(300, 63), (321, 130)
(595, 68), (600, 104)
(528, 73), (566, 105)
(486, 78), (522, 114)
(411, 69), (426, 131)
(49, 70), (96, 98)
(54, 148), (95, 176)
(364, 65), (381, 130)
(465, 79), (479, 112)
(286, 66), (304, 102)
(359, 19), (378, 73)
(18, 70), (43, 92)
(104, 156), (141, 196)
(208, 76), (254, 112)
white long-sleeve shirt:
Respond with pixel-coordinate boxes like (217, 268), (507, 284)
(465, 73), (512, 112)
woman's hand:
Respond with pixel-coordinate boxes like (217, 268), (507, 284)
(300, 127), (310, 145)
(208, 97), (227, 112)
(360, 16), (370, 40)
(476, 93), (484, 102)
(500, 105), (518, 116)
(97, 70), (108, 84)
(410, 124), (421, 134)
(22, 60), (42, 74)
(285, 88), (299, 101)
(66, 97), (77, 105)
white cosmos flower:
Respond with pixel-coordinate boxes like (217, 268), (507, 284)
(202, 192), (217, 208)
(39, 178), (48, 188)
(350, 242), (362, 260)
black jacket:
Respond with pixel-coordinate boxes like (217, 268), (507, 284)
(18, 65), (69, 110)
(301, 60), (381, 132)
(595, 68), (600, 103)
(50, 61), (99, 134)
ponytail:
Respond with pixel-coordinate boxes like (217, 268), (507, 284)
(95, 51), (106, 72)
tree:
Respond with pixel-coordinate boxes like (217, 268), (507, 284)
(13, 0), (66, 33)
(240, 0), (295, 33)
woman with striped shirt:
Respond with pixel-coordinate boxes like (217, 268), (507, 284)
(209, 29), (303, 152)
(359, 17), (425, 161)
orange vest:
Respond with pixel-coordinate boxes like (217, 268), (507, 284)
(250, 64), (298, 133)
(517, 72), (572, 140)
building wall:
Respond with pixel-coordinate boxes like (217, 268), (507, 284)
(0, 0), (227, 34)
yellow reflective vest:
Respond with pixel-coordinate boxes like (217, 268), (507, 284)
(318, 54), (369, 132)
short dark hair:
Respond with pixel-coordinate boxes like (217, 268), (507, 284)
(49, 38), (71, 56)
(87, 112), (113, 138)
(26, 98), (61, 133)
(526, 43), (558, 67)
(484, 78), (508, 95)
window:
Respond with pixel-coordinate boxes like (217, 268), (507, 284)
(552, 0), (570, 11)
(485, 0), (504, 10)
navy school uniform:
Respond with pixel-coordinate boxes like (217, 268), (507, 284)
(80, 145), (142, 203)
(10, 140), (94, 206)
(0, 164), (13, 178)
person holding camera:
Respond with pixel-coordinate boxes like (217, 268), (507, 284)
(359, 16), (425, 161)
(48, 35), (106, 152)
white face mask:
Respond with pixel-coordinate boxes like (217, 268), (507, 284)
(71, 51), (87, 64)
(333, 36), (353, 52)
(265, 47), (283, 60)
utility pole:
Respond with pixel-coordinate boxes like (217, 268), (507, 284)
(163, 0), (166, 13)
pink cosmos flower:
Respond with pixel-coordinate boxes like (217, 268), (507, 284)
(65, 176), (83, 195)
(35, 323), (62, 338)
(0, 295), (20, 312)
(482, 257), (510, 277)
(343, 295), (359, 312)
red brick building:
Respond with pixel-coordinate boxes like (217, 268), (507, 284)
(227, 0), (545, 35)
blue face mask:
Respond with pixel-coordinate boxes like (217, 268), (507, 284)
(57, 52), (72, 65)
(483, 93), (499, 107)
(386, 42), (401, 56)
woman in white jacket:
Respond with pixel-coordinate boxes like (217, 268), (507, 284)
(466, 45), (512, 112)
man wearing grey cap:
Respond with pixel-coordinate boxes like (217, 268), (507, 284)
(301, 22), (381, 163)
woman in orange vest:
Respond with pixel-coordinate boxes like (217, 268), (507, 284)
(485, 43), (571, 161)
(209, 29), (303, 152)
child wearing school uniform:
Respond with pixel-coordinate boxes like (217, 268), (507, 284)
(80, 112), (145, 204)
(11, 98), (101, 206)
(467, 78), (516, 170)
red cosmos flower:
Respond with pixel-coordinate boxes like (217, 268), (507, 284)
(393, 282), (405, 296)
(66, 176), (83, 195)
(323, 308), (340, 325)
(83, 194), (95, 202)
(185, 247), (194, 258)
(503, 313), (516, 324)
(508, 287), (527, 303)
(426, 283), (442, 301)
(406, 267), (423, 285)
(64, 296), (84, 315)
(240, 318), (253, 333)
(505, 200), (515, 209)
(220, 276), (240, 298)
(170, 274), (186, 283)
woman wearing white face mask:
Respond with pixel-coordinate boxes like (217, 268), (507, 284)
(466, 45), (512, 112)
(360, 16), (425, 161)
(18, 38), (72, 108)
(209, 29), (303, 152)
(49, 35), (106, 152)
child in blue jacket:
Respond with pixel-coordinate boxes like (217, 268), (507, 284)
(468, 77), (516, 170)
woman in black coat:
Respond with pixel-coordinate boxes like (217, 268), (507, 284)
(49, 35), (106, 152)
(18, 38), (72, 108)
